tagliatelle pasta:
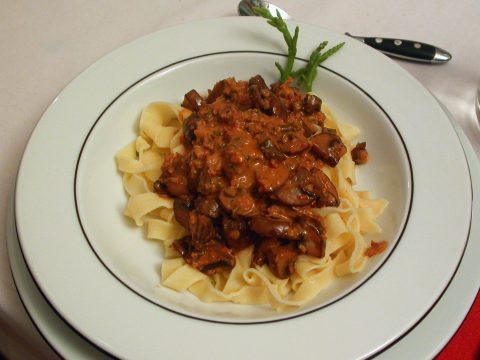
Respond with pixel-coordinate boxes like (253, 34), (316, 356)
(116, 90), (388, 311)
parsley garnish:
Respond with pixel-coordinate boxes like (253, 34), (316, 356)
(254, 7), (344, 92)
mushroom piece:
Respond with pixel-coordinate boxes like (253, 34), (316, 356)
(189, 213), (219, 247)
(276, 131), (310, 155)
(265, 242), (298, 279)
(249, 75), (270, 110)
(310, 132), (347, 167)
(303, 94), (322, 114)
(249, 74), (269, 90)
(182, 89), (205, 111)
(269, 95), (287, 120)
(302, 117), (321, 137)
(182, 113), (198, 145)
(173, 219), (235, 276)
(312, 169), (339, 207)
(274, 168), (316, 207)
(206, 79), (226, 103)
(266, 204), (298, 221)
(222, 216), (254, 251)
(218, 187), (258, 217)
(173, 198), (192, 229)
(281, 167), (339, 208)
(195, 196), (221, 219)
(249, 216), (303, 241)
(164, 175), (190, 197)
(187, 241), (236, 276)
(154, 174), (189, 198)
(299, 216), (326, 258)
(274, 182), (315, 206)
(259, 139), (287, 160)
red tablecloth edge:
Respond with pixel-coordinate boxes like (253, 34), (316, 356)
(435, 290), (480, 360)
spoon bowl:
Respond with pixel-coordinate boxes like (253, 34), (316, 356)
(238, 0), (291, 19)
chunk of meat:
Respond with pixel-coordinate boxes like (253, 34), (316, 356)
(187, 241), (236, 276)
(310, 131), (347, 167)
(172, 236), (191, 258)
(351, 142), (369, 165)
(251, 238), (297, 279)
(173, 231), (235, 276)
(252, 237), (278, 267)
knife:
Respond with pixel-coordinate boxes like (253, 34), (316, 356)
(345, 33), (451, 64)
(238, 0), (452, 64)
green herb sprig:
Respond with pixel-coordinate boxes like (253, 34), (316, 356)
(253, 7), (345, 92)
(253, 7), (299, 83)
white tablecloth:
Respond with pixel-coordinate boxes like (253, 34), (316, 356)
(1, 1), (479, 358)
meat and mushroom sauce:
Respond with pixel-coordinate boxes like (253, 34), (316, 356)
(155, 76), (353, 279)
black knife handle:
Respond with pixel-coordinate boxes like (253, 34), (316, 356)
(363, 36), (451, 63)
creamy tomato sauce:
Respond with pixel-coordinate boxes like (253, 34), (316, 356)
(154, 75), (368, 279)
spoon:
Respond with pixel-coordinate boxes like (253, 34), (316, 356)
(238, 0), (290, 20)
(238, 0), (451, 64)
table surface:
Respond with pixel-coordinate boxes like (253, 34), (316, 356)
(1, 1), (479, 359)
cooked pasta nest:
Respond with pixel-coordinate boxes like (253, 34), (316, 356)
(116, 99), (388, 311)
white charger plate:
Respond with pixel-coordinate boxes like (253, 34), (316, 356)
(8, 106), (480, 360)
(15, 18), (472, 359)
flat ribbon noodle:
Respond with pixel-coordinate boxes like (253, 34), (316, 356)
(117, 100), (389, 311)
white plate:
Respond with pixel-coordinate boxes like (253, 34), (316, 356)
(8, 106), (480, 360)
(373, 104), (480, 359)
(76, 51), (411, 322)
(15, 18), (472, 359)
(7, 193), (111, 359)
